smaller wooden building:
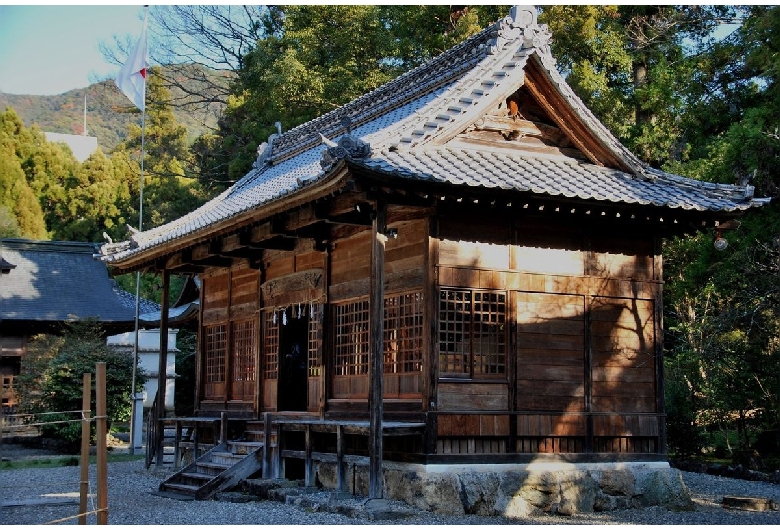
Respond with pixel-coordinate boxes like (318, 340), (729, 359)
(0, 239), (159, 411)
(100, 6), (768, 505)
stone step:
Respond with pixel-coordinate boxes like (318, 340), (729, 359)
(722, 496), (777, 511)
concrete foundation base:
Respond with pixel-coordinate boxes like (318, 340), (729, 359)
(315, 460), (692, 517)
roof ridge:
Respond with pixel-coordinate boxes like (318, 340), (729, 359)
(259, 13), (507, 166)
(2, 239), (99, 253)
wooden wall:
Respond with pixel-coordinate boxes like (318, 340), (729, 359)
(328, 219), (427, 413)
(434, 211), (661, 453)
(199, 265), (260, 414)
(260, 244), (326, 414)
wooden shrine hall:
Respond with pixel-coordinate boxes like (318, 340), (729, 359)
(100, 6), (768, 510)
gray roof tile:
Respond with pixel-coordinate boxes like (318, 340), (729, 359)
(100, 9), (768, 266)
(1, 239), (159, 324)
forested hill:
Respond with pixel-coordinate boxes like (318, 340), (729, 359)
(0, 64), (224, 153)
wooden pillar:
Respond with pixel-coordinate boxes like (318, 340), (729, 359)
(262, 412), (272, 479)
(654, 235), (666, 454)
(96, 362), (108, 525)
(423, 216), (439, 455)
(156, 269), (170, 466)
(369, 201), (386, 500)
(336, 424), (347, 494)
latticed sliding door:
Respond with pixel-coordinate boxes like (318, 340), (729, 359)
(229, 318), (258, 402)
(333, 300), (370, 400)
(204, 323), (227, 400)
(383, 292), (423, 398)
(262, 310), (279, 411)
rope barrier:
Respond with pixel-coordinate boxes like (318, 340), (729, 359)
(2, 410), (84, 417)
(44, 507), (107, 525)
(0, 481), (81, 489)
(2, 415), (107, 428)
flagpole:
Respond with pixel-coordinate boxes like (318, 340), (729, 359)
(130, 6), (149, 456)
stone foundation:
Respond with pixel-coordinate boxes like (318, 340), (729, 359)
(315, 461), (692, 517)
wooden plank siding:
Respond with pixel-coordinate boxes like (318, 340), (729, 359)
(434, 215), (662, 454)
(198, 268), (260, 414)
(192, 205), (663, 455)
(327, 219), (427, 412)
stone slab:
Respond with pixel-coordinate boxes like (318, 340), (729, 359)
(722, 496), (777, 511)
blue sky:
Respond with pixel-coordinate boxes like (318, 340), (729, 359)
(0, 5), (147, 95)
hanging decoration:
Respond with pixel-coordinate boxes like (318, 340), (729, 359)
(282, 308), (288, 326)
(310, 302), (314, 319)
(273, 310), (277, 325)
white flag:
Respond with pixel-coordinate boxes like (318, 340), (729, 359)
(116, 14), (148, 111)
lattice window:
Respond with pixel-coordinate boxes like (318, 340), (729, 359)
(384, 292), (424, 374)
(205, 324), (227, 383)
(472, 291), (506, 375)
(333, 299), (370, 376)
(439, 289), (506, 379)
(232, 319), (257, 382)
(308, 304), (322, 377)
(263, 310), (279, 380)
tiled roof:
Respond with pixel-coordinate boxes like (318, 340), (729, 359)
(1, 239), (158, 324)
(357, 147), (760, 212)
(100, 7), (768, 266)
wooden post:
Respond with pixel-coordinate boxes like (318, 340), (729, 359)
(156, 269), (170, 466)
(273, 424), (284, 479)
(336, 424), (347, 494)
(369, 201), (386, 500)
(96, 362), (108, 525)
(79, 372), (91, 525)
(304, 424), (314, 487)
(220, 411), (228, 444)
(262, 412), (272, 479)
(654, 235), (666, 454)
(173, 420), (182, 468)
(423, 217), (439, 455)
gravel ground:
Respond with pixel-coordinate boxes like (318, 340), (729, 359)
(3, 443), (780, 525)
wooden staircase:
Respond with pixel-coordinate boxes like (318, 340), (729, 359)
(157, 433), (264, 500)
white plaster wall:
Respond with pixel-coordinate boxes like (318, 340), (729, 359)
(107, 329), (178, 410)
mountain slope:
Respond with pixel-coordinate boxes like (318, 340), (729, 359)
(0, 65), (226, 153)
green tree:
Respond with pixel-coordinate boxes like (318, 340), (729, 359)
(15, 321), (145, 453)
(0, 205), (22, 238)
(117, 68), (209, 230)
(199, 5), (508, 187)
(0, 108), (49, 239)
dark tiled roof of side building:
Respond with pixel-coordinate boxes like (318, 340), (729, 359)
(1, 239), (159, 325)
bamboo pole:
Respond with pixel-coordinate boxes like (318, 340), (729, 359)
(79, 372), (91, 525)
(96, 362), (108, 525)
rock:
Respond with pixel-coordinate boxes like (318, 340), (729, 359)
(500, 494), (544, 518)
(214, 491), (258, 503)
(634, 468), (693, 510)
(557, 471), (597, 515)
(722, 495), (778, 512)
(321, 463), (694, 516)
(242, 478), (299, 499)
(599, 469), (635, 497)
(458, 472), (500, 515)
(363, 498), (416, 521)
